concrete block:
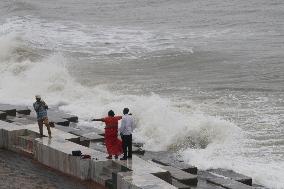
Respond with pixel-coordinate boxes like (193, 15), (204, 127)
(193, 179), (225, 189)
(199, 171), (252, 189)
(207, 177), (253, 189)
(152, 158), (197, 174)
(102, 161), (131, 189)
(0, 104), (16, 116)
(48, 110), (78, 123)
(55, 124), (77, 133)
(132, 146), (145, 155)
(161, 166), (197, 186)
(208, 169), (252, 186)
(117, 172), (177, 189)
(0, 111), (7, 120)
(49, 116), (70, 126)
(6, 117), (35, 125)
(16, 107), (31, 115)
(82, 132), (104, 142)
(172, 179), (190, 189)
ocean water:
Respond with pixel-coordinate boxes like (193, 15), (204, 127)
(0, 0), (283, 188)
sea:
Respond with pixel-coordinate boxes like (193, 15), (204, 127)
(0, 0), (283, 188)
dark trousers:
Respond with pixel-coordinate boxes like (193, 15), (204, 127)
(121, 134), (132, 158)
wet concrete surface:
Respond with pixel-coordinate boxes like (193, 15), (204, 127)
(0, 149), (102, 189)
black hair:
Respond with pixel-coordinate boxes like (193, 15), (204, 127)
(108, 110), (115, 117)
(123, 108), (129, 114)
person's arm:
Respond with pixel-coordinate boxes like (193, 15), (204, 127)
(119, 117), (126, 135)
(92, 118), (104, 122)
(33, 103), (39, 112)
(116, 116), (122, 120)
(41, 101), (48, 110)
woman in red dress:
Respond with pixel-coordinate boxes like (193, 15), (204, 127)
(92, 110), (122, 159)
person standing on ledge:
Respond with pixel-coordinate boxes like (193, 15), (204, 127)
(119, 108), (134, 160)
(33, 95), (51, 138)
(92, 110), (123, 159)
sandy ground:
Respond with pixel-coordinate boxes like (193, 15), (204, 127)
(0, 149), (103, 189)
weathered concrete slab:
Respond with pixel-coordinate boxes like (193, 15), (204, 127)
(0, 104), (16, 116)
(161, 166), (198, 186)
(172, 179), (191, 189)
(55, 124), (78, 133)
(208, 169), (252, 186)
(49, 116), (70, 126)
(102, 161), (131, 189)
(199, 171), (252, 189)
(82, 132), (104, 142)
(192, 179), (225, 189)
(114, 156), (172, 185)
(48, 110), (78, 123)
(117, 171), (177, 189)
(6, 116), (35, 125)
(152, 158), (198, 175)
(70, 130), (104, 141)
(132, 146), (145, 155)
(34, 137), (106, 180)
(207, 177), (252, 189)
(15, 107), (31, 115)
(0, 111), (7, 120)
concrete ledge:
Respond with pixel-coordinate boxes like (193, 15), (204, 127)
(207, 177), (253, 189)
(172, 179), (190, 189)
(0, 111), (7, 120)
(0, 104), (16, 116)
(152, 158), (197, 174)
(208, 169), (252, 186)
(161, 166), (197, 186)
(117, 171), (177, 189)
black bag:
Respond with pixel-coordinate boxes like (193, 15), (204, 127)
(72, 150), (82, 156)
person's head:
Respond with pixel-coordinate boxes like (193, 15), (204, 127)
(35, 95), (41, 102)
(108, 110), (115, 117)
(123, 108), (129, 115)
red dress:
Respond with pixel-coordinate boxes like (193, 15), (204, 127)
(102, 116), (123, 156)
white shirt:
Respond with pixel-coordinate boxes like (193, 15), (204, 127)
(119, 114), (134, 135)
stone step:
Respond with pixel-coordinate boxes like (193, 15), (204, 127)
(172, 179), (191, 189)
(161, 166), (198, 186)
(96, 173), (112, 187)
(208, 169), (252, 186)
(16, 107), (31, 115)
(198, 171), (252, 189)
(152, 158), (198, 174)
(132, 146), (145, 155)
(48, 110), (78, 123)
(207, 177), (253, 189)
(6, 116), (35, 125)
(191, 179), (225, 189)
(49, 116), (70, 126)
(79, 132), (104, 142)
(0, 111), (7, 120)
(55, 124), (78, 133)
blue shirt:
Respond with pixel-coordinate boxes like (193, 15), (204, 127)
(33, 101), (48, 120)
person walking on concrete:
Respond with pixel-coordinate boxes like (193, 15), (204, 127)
(92, 110), (123, 159)
(33, 95), (51, 137)
(119, 108), (134, 160)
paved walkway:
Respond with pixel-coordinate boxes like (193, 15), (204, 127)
(0, 149), (102, 189)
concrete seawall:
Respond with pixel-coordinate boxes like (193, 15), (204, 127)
(0, 104), (267, 189)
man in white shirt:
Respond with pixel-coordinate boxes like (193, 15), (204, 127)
(119, 108), (134, 160)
